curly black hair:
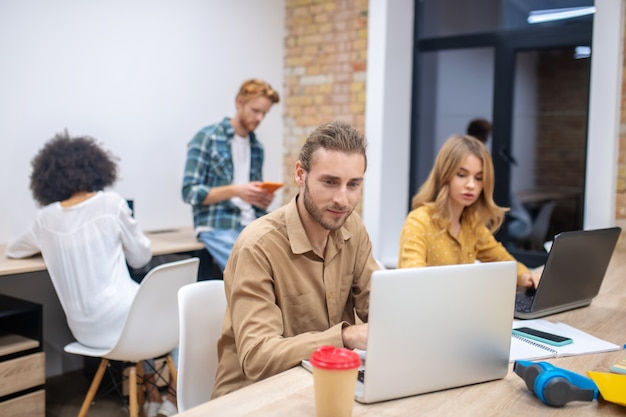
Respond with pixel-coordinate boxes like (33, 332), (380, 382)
(29, 131), (118, 206)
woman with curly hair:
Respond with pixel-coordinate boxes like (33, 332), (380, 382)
(6, 132), (178, 416)
(397, 134), (540, 288)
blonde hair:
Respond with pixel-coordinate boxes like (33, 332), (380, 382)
(237, 78), (280, 104)
(411, 134), (507, 233)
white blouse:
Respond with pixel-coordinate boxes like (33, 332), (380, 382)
(6, 191), (152, 349)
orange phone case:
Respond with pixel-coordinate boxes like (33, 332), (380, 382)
(260, 182), (284, 193)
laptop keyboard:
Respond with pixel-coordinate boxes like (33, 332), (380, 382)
(515, 293), (534, 312)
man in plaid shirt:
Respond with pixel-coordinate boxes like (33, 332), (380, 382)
(182, 79), (280, 271)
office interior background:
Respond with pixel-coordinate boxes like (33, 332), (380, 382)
(0, 0), (624, 378)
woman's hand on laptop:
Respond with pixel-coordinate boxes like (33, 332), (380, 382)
(342, 323), (368, 350)
(518, 268), (542, 289)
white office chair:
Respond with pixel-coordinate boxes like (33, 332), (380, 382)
(64, 257), (199, 417)
(375, 259), (387, 270)
(176, 279), (227, 412)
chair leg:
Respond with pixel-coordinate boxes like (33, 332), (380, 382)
(129, 365), (138, 417)
(136, 360), (145, 416)
(166, 354), (177, 388)
(78, 358), (109, 417)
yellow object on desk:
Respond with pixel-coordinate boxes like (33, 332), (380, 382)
(587, 371), (626, 407)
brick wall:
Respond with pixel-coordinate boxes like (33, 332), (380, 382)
(536, 48), (589, 190)
(282, 0), (368, 203)
(618, 18), (626, 220)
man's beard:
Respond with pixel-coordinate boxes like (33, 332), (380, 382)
(240, 118), (259, 134)
(302, 178), (352, 231)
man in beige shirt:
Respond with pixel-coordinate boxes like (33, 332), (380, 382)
(212, 120), (378, 398)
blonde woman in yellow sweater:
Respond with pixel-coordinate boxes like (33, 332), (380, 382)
(398, 134), (540, 288)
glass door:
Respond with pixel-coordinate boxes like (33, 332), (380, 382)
(508, 47), (590, 249)
(412, 47), (495, 188)
(411, 1), (594, 250)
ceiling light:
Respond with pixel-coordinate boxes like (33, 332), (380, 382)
(528, 6), (596, 24)
(574, 46), (591, 59)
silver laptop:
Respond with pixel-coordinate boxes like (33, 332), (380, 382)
(514, 227), (621, 319)
(303, 261), (517, 404)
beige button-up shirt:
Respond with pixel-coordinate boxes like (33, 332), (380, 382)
(212, 196), (377, 398)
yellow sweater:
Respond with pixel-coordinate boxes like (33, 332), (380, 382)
(398, 205), (529, 279)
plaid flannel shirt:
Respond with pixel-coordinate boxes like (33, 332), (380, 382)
(182, 117), (265, 230)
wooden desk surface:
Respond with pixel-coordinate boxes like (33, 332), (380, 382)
(0, 227), (204, 276)
(178, 237), (626, 416)
(145, 227), (204, 255)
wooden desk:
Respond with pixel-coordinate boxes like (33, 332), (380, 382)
(147, 227), (205, 255)
(0, 227), (204, 277)
(0, 295), (45, 415)
(178, 237), (626, 416)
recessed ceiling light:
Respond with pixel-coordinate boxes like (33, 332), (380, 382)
(528, 6), (596, 24)
(574, 46), (591, 59)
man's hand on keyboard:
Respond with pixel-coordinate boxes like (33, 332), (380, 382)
(342, 323), (368, 350)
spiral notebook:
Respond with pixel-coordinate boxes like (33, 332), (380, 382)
(509, 319), (620, 362)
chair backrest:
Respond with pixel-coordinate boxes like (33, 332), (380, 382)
(176, 279), (226, 412)
(526, 201), (557, 250)
(375, 259), (387, 270)
(107, 257), (199, 362)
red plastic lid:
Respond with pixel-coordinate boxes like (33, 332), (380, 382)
(309, 346), (362, 370)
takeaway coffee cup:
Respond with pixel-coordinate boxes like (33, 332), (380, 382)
(309, 346), (362, 417)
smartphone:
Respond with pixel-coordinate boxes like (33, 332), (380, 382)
(512, 327), (573, 346)
(260, 182), (284, 193)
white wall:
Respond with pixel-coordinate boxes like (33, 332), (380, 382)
(585, 0), (623, 229)
(0, 0), (285, 244)
(0, 0), (284, 378)
(363, 0), (414, 268)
